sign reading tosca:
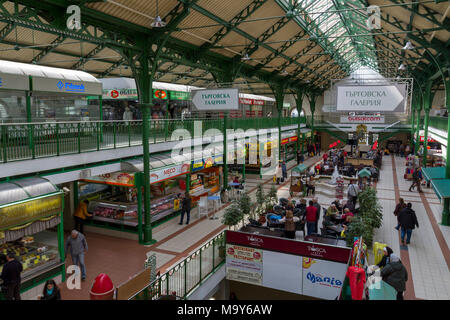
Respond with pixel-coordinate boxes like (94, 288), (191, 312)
(337, 85), (405, 112)
(191, 88), (239, 110)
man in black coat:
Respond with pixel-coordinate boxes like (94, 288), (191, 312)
(0, 253), (23, 300)
(397, 203), (419, 245)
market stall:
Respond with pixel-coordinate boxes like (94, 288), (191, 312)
(290, 164), (307, 197)
(281, 131), (299, 162)
(0, 59), (102, 123)
(79, 148), (223, 241)
(0, 177), (65, 299)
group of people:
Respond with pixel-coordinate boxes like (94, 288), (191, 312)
(393, 198), (419, 245)
(306, 142), (321, 157)
(275, 161), (288, 184)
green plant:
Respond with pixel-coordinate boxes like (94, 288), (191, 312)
(358, 187), (383, 229)
(345, 216), (374, 247)
(268, 185), (278, 203)
(256, 184), (265, 206)
(239, 192), (252, 217)
(221, 201), (243, 230)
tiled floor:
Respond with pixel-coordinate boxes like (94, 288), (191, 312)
(55, 155), (321, 300)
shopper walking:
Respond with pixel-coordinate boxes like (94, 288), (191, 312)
(275, 163), (283, 184)
(381, 254), (408, 300)
(305, 200), (318, 235)
(306, 176), (315, 196)
(39, 280), (61, 300)
(397, 203), (419, 245)
(73, 199), (92, 234)
(281, 160), (287, 181)
(312, 198), (321, 233)
(65, 230), (88, 281)
(409, 167), (423, 193)
(179, 192), (192, 225)
(0, 253), (23, 300)
(347, 180), (359, 206)
(394, 198), (407, 230)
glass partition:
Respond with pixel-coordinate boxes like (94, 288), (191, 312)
(0, 90), (27, 123)
(31, 93), (100, 122)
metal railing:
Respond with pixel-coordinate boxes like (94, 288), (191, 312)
(130, 231), (226, 300)
(0, 117), (306, 163)
(429, 116), (448, 132)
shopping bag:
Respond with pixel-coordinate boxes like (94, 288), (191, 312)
(373, 242), (387, 266)
(368, 279), (397, 300)
(273, 176), (276, 183)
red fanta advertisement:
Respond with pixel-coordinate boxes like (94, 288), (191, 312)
(239, 98), (253, 105)
(253, 100), (264, 105)
(419, 136), (435, 142)
(281, 136), (298, 145)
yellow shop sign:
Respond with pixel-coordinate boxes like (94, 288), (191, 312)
(0, 194), (62, 230)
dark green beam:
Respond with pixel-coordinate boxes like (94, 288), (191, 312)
(71, 43), (104, 70)
(31, 34), (66, 64)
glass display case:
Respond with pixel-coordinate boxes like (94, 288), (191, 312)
(151, 193), (178, 221)
(88, 200), (138, 227)
(0, 230), (60, 282)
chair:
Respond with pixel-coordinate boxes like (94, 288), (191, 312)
(198, 196), (208, 218)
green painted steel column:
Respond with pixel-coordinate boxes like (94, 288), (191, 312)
(410, 96), (416, 149)
(99, 95), (104, 143)
(242, 147), (246, 183)
(26, 76), (34, 156)
(58, 194), (66, 281)
(422, 81), (434, 166)
(415, 103), (421, 156)
(223, 113), (228, 190)
(136, 172), (143, 243)
(443, 78), (450, 226)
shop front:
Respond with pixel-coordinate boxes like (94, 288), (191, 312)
(281, 132), (299, 162)
(0, 177), (65, 299)
(0, 60), (102, 123)
(78, 149), (223, 242)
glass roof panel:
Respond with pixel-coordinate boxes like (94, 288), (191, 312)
(285, 0), (378, 73)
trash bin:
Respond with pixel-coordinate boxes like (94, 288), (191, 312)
(89, 273), (115, 300)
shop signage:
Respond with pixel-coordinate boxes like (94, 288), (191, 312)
(253, 100), (264, 106)
(283, 103), (291, 108)
(150, 163), (190, 184)
(302, 257), (348, 300)
(191, 88), (239, 111)
(191, 155), (221, 172)
(419, 136), (435, 142)
(281, 136), (298, 145)
(226, 244), (263, 285)
(239, 98), (253, 105)
(102, 89), (138, 100)
(84, 172), (136, 186)
(226, 230), (351, 263)
(0, 194), (62, 230)
(153, 89), (168, 99)
(0, 72), (30, 90)
(337, 85), (405, 112)
(169, 91), (190, 100)
(340, 115), (385, 124)
(32, 76), (102, 95)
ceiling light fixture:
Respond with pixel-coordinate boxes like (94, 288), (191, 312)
(281, 69), (289, 76)
(241, 53), (251, 61)
(398, 63), (406, 70)
(402, 41), (415, 50)
(151, 0), (166, 28)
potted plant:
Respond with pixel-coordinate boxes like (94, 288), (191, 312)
(239, 192), (252, 225)
(221, 201), (243, 231)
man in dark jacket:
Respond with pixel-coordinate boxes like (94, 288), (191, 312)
(0, 253), (23, 300)
(381, 254), (408, 300)
(397, 203), (419, 245)
(409, 167), (423, 193)
(179, 192), (192, 225)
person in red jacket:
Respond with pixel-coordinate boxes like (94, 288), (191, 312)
(305, 200), (318, 235)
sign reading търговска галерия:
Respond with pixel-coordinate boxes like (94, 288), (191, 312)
(337, 85), (405, 112)
(191, 88), (239, 111)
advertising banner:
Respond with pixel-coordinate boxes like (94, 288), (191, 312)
(169, 91), (190, 100)
(192, 88), (239, 111)
(226, 244), (263, 285)
(103, 89), (138, 100)
(337, 85), (406, 112)
(302, 257), (348, 300)
(340, 115), (385, 124)
(84, 172), (136, 186)
(32, 76), (102, 95)
(0, 194), (62, 230)
(239, 98), (253, 105)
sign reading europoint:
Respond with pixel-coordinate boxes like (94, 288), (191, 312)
(191, 88), (239, 111)
(337, 85), (405, 112)
(340, 115), (385, 124)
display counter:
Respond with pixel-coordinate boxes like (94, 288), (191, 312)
(345, 158), (374, 167)
(0, 177), (65, 299)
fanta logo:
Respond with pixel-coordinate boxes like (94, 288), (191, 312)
(307, 272), (342, 287)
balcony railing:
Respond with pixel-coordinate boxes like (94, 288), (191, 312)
(0, 117), (306, 163)
(429, 116), (448, 132)
(130, 231), (226, 300)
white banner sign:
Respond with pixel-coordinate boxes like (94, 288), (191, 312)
(337, 85), (405, 112)
(226, 244), (263, 286)
(192, 88), (239, 111)
(302, 257), (348, 300)
(340, 115), (385, 124)
(32, 77), (103, 95)
(150, 163), (190, 184)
